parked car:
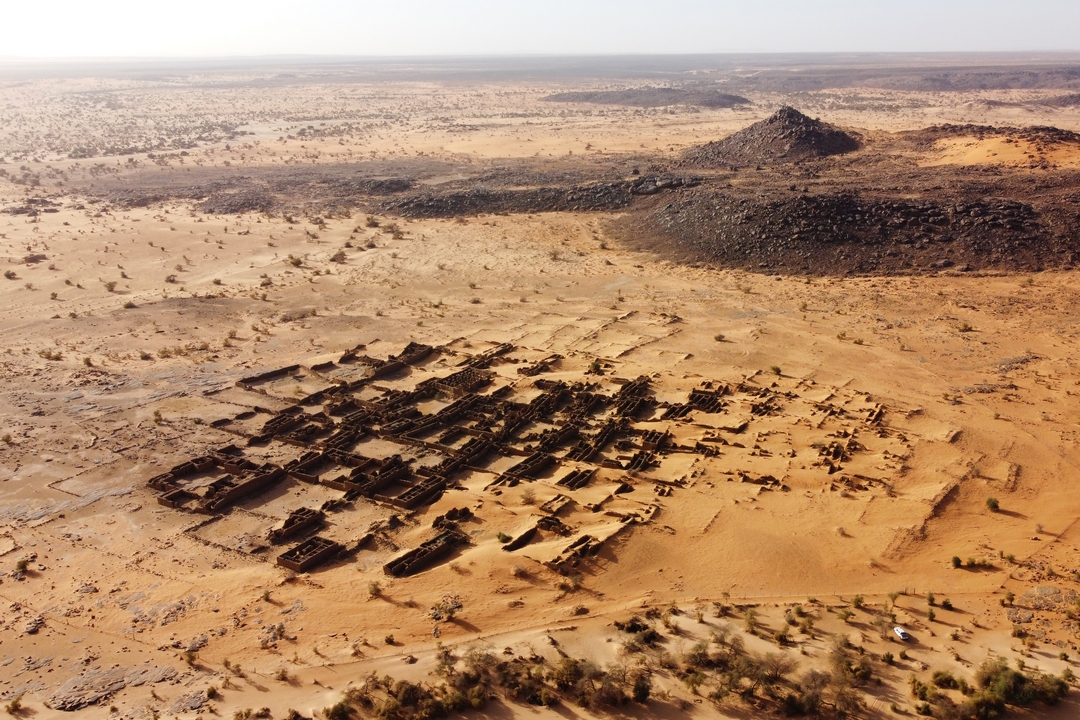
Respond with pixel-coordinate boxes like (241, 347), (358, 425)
(894, 626), (912, 641)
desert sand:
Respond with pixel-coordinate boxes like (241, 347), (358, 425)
(2, 56), (1080, 719)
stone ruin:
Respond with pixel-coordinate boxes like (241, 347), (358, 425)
(146, 340), (897, 577)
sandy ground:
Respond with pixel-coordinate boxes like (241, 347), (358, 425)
(2, 67), (1080, 719)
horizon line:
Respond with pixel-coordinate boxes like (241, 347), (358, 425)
(3, 50), (1080, 63)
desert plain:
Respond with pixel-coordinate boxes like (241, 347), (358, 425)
(3, 55), (1080, 719)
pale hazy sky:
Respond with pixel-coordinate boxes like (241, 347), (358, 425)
(3, 0), (1078, 58)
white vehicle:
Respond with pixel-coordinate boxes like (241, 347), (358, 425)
(894, 626), (912, 641)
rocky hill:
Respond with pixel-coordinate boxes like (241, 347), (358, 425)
(682, 107), (860, 166)
(623, 182), (1080, 275)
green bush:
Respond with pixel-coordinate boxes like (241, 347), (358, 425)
(632, 674), (651, 703)
(966, 656), (1071, 716)
(324, 701), (353, 720)
(932, 670), (959, 689)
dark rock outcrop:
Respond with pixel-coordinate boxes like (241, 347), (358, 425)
(683, 107), (860, 166)
(626, 187), (1072, 275)
(543, 87), (749, 109)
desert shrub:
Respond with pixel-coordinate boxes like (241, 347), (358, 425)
(932, 670), (960, 689)
(550, 657), (583, 691)
(683, 640), (711, 669)
(910, 677), (938, 703)
(793, 669), (829, 715)
(831, 639), (871, 686)
(495, 659), (556, 706)
(971, 656), (1070, 712)
(615, 616), (660, 648)
(5, 693), (24, 714)
(761, 652), (796, 684)
(961, 691), (1005, 720)
(683, 671), (706, 695)
(323, 701), (353, 720)
(572, 664), (628, 710)
(632, 673), (651, 703)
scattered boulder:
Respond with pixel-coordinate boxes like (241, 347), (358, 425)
(186, 633), (209, 653)
(48, 666), (176, 711)
(168, 690), (208, 714)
